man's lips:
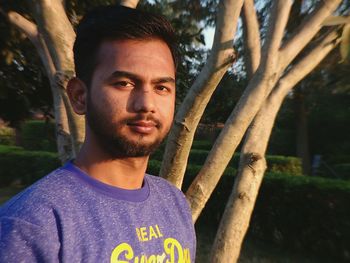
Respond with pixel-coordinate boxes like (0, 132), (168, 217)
(127, 120), (158, 134)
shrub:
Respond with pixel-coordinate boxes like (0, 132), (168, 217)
(196, 171), (350, 262)
(21, 120), (57, 152)
(2, 145), (348, 260)
(0, 126), (15, 146)
(0, 145), (60, 186)
(0, 145), (23, 153)
(266, 155), (302, 175)
(150, 148), (302, 175)
(326, 155), (350, 165)
(248, 173), (350, 261)
(334, 163), (350, 180)
(191, 140), (213, 151)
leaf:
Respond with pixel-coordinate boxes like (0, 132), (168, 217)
(322, 16), (350, 26)
(339, 24), (350, 64)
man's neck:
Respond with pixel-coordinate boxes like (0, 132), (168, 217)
(74, 142), (149, 190)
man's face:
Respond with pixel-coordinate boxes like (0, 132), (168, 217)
(86, 39), (176, 158)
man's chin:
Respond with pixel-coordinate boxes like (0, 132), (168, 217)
(103, 138), (162, 158)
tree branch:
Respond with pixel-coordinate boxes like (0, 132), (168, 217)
(32, 0), (76, 71)
(32, 0), (85, 151)
(116, 0), (139, 8)
(242, 0), (261, 78)
(160, 0), (244, 188)
(277, 29), (341, 97)
(2, 9), (73, 162)
(3, 11), (37, 42)
(4, 11), (56, 77)
(260, 0), (291, 73)
(279, 0), (342, 70)
(185, 0), (292, 223)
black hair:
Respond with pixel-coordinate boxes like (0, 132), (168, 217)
(73, 5), (179, 86)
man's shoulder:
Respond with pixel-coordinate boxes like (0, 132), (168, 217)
(0, 165), (74, 223)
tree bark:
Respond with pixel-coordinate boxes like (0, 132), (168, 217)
(160, 0), (243, 188)
(186, 0), (292, 222)
(279, 0), (342, 69)
(242, 0), (261, 78)
(3, 10), (72, 162)
(117, 0), (139, 8)
(210, 28), (341, 263)
(31, 0), (85, 155)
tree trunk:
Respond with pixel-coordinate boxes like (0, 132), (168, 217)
(186, 0), (293, 222)
(3, 10), (72, 162)
(241, 0), (261, 78)
(210, 28), (341, 262)
(117, 0), (139, 8)
(160, 0), (243, 188)
(31, 0), (85, 156)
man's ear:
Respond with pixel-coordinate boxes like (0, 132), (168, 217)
(67, 77), (87, 115)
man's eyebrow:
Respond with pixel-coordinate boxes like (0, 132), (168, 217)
(107, 70), (175, 84)
(152, 77), (175, 85)
(108, 71), (139, 81)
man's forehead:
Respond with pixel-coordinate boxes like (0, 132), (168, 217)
(93, 39), (176, 81)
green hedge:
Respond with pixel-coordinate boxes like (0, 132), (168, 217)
(248, 173), (350, 261)
(334, 163), (350, 180)
(0, 145), (60, 186)
(1, 145), (349, 260)
(195, 172), (350, 262)
(0, 127), (15, 146)
(191, 140), (214, 151)
(148, 159), (350, 261)
(151, 149), (303, 175)
(21, 120), (57, 152)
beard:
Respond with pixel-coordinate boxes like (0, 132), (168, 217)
(86, 94), (167, 158)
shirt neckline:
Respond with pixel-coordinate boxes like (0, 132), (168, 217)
(63, 161), (150, 202)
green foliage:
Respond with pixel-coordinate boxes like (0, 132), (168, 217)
(21, 120), (57, 152)
(150, 148), (303, 175)
(248, 174), (350, 261)
(147, 159), (236, 192)
(0, 126), (15, 145)
(334, 163), (350, 180)
(267, 156), (302, 175)
(0, 144), (348, 260)
(0, 145), (60, 186)
(196, 171), (350, 262)
(190, 140), (213, 151)
(0, 144), (22, 153)
(0, 3), (53, 127)
(201, 73), (247, 123)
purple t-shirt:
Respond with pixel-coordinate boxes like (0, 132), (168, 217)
(0, 162), (196, 262)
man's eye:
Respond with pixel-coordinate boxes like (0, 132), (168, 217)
(155, 86), (170, 93)
(113, 81), (134, 88)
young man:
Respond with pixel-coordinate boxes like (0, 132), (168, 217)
(0, 5), (196, 262)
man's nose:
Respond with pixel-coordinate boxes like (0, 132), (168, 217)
(132, 88), (156, 113)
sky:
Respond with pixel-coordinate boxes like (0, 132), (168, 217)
(203, 27), (215, 49)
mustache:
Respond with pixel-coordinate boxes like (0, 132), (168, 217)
(123, 114), (162, 128)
